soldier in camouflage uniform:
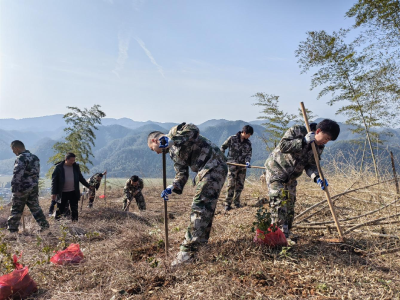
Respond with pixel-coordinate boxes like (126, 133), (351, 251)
(265, 120), (340, 238)
(7, 140), (49, 233)
(87, 171), (107, 208)
(122, 175), (146, 211)
(148, 123), (228, 266)
(221, 125), (253, 210)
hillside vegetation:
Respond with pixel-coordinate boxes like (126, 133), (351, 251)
(1, 159), (400, 299)
(1, 118), (400, 179)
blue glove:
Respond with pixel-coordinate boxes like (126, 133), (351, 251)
(161, 185), (173, 200)
(317, 178), (329, 190)
(159, 136), (170, 148)
(304, 132), (315, 144)
(246, 162), (251, 168)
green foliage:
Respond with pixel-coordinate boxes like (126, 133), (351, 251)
(47, 105), (106, 177)
(279, 246), (292, 258)
(57, 225), (69, 250)
(0, 230), (15, 274)
(346, 0), (400, 59)
(35, 236), (55, 265)
(252, 207), (278, 232)
(296, 29), (400, 179)
(38, 178), (45, 193)
(252, 93), (316, 151)
(147, 256), (159, 268)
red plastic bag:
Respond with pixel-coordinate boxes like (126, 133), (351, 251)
(0, 254), (37, 300)
(253, 227), (288, 247)
(50, 243), (84, 265)
(99, 194), (105, 199)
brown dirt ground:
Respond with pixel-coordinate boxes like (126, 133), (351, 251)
(1, 171), (400, 299)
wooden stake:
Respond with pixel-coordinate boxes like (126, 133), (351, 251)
(21, 208), (25, 232)
(300, 102), (344, 240)
(226, 162), (265, 169)
(390, 151), (399, 195)
(104, 172), (107, 206)
(162, 149), (169, 257)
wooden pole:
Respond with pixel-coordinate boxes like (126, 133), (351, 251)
(22, 208), (25, 232)
(300, 102), (344, 240)
(162, 149), (169, 257)
(390, 151), (399, 195)
(226, 162), (265, 169)
(104, 172), (107, 206)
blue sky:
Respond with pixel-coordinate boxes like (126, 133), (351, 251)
(0, 0), (356, 123)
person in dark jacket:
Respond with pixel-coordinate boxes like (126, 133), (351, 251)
(50, 152), (92, 221)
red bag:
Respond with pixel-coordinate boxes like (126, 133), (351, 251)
(0, 255), (37, 300)
(253, 227), (288, 247)
(50, 243), (84, 265)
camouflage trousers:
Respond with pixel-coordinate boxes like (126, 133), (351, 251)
(7, 187), (49, 232)
(122, 192), (146, 211)
(88, 189), (96, 207)
(224, 165), (247, 206)
(265, 171), (297, 235)
(181, 163), (228, 252)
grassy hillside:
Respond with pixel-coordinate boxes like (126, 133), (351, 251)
(0, 163), (399, 299)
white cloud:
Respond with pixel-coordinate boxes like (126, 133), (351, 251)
(135, 38), (165, 78)
(112, 33), (130, 77)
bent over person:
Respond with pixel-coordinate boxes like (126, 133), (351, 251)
(265, 119), (340, 240)
(220, 125), (253, 210)
(51, 153), (92, 221)
(7, 140), (49, 234)
(87, 171), (107, 208)
(122, 175), (146, 211)
(148, 123), (228, 266)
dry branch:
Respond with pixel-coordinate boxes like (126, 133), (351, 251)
(295, 178), (398, 221)
(344, 212), (400, 234)
(298, 198), (400, 226)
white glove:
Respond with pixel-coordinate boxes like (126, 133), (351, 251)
(304, 132), (315, 144)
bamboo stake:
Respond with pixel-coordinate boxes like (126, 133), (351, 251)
(294, 178), (397, 221)
(21, 208), (25, 232)
(300, 102), (344, 239)
(300, 198), (400, 226)
(344, 212), (400, 235)
(226, 162), (265, 169)
(104, 172), (107, 207)
(162, 149), (169, 258)
(390, 151), (399, 195)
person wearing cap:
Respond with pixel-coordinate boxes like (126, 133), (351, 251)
(122, 175), (145, 211)
(87, 171), (107, 208)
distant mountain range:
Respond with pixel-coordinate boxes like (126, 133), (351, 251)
(1, 115), (399, 178)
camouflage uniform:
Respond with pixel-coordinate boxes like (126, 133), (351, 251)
(167, 123), (228, 252)
(265, 125), (323, 235)
(7, 150), (49, 232)
(87, 173), (102, 208)
(220, 132), (252, 207)
(122, 178), (146, 211)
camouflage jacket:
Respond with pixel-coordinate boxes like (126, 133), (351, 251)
(265, 125), (324, 183)
(88, 173), (102, 190)
(11, 150), (40, 193)
(167, 123), (227, 191)
(220, 131), (252, 164)
(124, 178), (144, 198)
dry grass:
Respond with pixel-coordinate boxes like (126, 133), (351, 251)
(1, 162), (400, 299)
